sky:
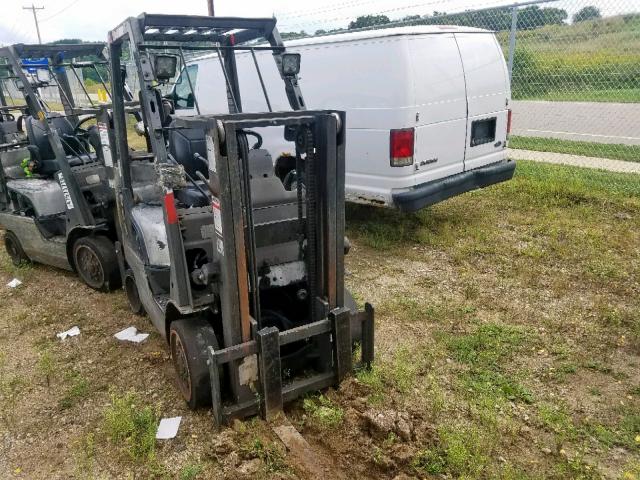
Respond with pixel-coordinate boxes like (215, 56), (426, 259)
(0, 0), (636, 45)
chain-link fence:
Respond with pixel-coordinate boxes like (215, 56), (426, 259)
(280, 0), (640, 163)
(119, 1), (639, 164)
(405, 1), (640, 161)
(503, 1), (639, 162)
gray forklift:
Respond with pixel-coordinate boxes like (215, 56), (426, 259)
(106, 14), (374, 422)
(0, 43), (121, 291)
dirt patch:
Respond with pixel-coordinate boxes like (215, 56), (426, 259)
(1, 161), (640, 479)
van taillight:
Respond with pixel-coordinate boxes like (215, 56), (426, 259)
(390, 128), (414, 167)
(507, 109), (512, 135)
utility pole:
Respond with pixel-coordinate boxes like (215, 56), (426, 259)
(207, 0), (215, 16)
(23, 4), (45, 44)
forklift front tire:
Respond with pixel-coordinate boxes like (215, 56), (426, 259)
(73, 236), (122, 292)
(4, 231), (30, 267)
(169, 318), (219, 410)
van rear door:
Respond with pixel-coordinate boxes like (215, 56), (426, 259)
(454, 33), (510, 171)
(408, 33), (468, 185)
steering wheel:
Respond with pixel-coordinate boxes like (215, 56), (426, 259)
(244, 130), (263, 149)
(73, 114), (97, 137)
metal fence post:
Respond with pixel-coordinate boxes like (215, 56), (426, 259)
(507, 5), (519, 83)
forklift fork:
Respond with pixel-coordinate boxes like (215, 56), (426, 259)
(208, 304), (374, 426)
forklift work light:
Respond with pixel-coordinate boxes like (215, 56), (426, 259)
(281, 53), (301, 76)
(154, 54), (178, 81)
(35, 68), (51, 84)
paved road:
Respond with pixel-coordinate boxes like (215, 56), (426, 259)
(508, 148), (640, 174)
(511, 100), (640, 146)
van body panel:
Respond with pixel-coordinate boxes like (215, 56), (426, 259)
(177, 26), (513, 210)
(455, 32), (511, 170)
(413, 118), (466, 183)
(408, 34), (467, 181)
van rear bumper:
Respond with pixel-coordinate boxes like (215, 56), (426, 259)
(392, 159), (516, 212)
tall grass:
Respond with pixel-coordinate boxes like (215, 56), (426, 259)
(498, 14), (640, 102)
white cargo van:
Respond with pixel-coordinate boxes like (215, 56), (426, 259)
(171, 25), (515, 212)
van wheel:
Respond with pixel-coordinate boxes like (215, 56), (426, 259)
(4, 231), (30, 266)
(73, 236), (121, 292)
(124, 275), (145, 315)
(169, 318), (219, 410)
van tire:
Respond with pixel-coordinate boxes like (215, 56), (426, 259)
(4, 231), (30, 266)
(169, 318), (219, 410)
(72, 236), (121, 292)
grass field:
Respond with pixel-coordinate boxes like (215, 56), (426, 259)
(497, 14), (640, 103)
(510, 136), (640, 162)
(521, 88), (640, 104)
(1, 160), (639, 479)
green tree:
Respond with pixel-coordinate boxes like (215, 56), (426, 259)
(50, 38), (83, 44)
(542, 7), (568, 25)
(348, 15), (391, 30)
(517, 6), (568, 29)
(280, 31), (308, 40)
(573, 6), (601, 23)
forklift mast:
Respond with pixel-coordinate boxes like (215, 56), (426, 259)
(175, 112), (374, 423)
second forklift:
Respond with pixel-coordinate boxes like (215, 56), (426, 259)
(0, 43), (123, 290)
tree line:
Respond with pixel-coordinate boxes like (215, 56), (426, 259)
(280, 5), (603, 39)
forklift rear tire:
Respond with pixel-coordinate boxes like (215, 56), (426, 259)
(169, 318), (219, 410)
(73, 236), (122, 292)
(4, 232), (30, 267)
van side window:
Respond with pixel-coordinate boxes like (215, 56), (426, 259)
(174, 65), (198, 110)
(470, 117), (497, 147)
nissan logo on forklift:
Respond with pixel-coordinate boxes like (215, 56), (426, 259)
(56, 171), (74, 210)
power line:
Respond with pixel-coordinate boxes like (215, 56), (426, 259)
(22, 3), (44, 44)
(40, 0), (82, 23)
(277, 0), (385, 20)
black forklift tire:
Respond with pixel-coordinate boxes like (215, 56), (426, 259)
(72, 236), (122, 292)
(4, 231), (30, 267)
(124, 275), (145, 316)
(169, 318), (219, 410)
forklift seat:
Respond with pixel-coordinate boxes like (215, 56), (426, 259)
(248, 149), (297, 209)
(6, 178), (66, 217)
(0, 119), (24, 144)
(167, 122), (208, 179)
(24, 115), (100, 176)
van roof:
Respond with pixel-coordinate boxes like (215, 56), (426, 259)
(190, 25), (492, 62)
(283, 25), (492, 47)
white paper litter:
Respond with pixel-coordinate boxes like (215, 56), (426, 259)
(156, 416), (182, 440)
(114, 326), (149, 343)
(6, 278), (22, 288)
(57, 326), (80, 340)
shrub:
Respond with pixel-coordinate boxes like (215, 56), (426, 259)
(103, 392), (157, 460)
